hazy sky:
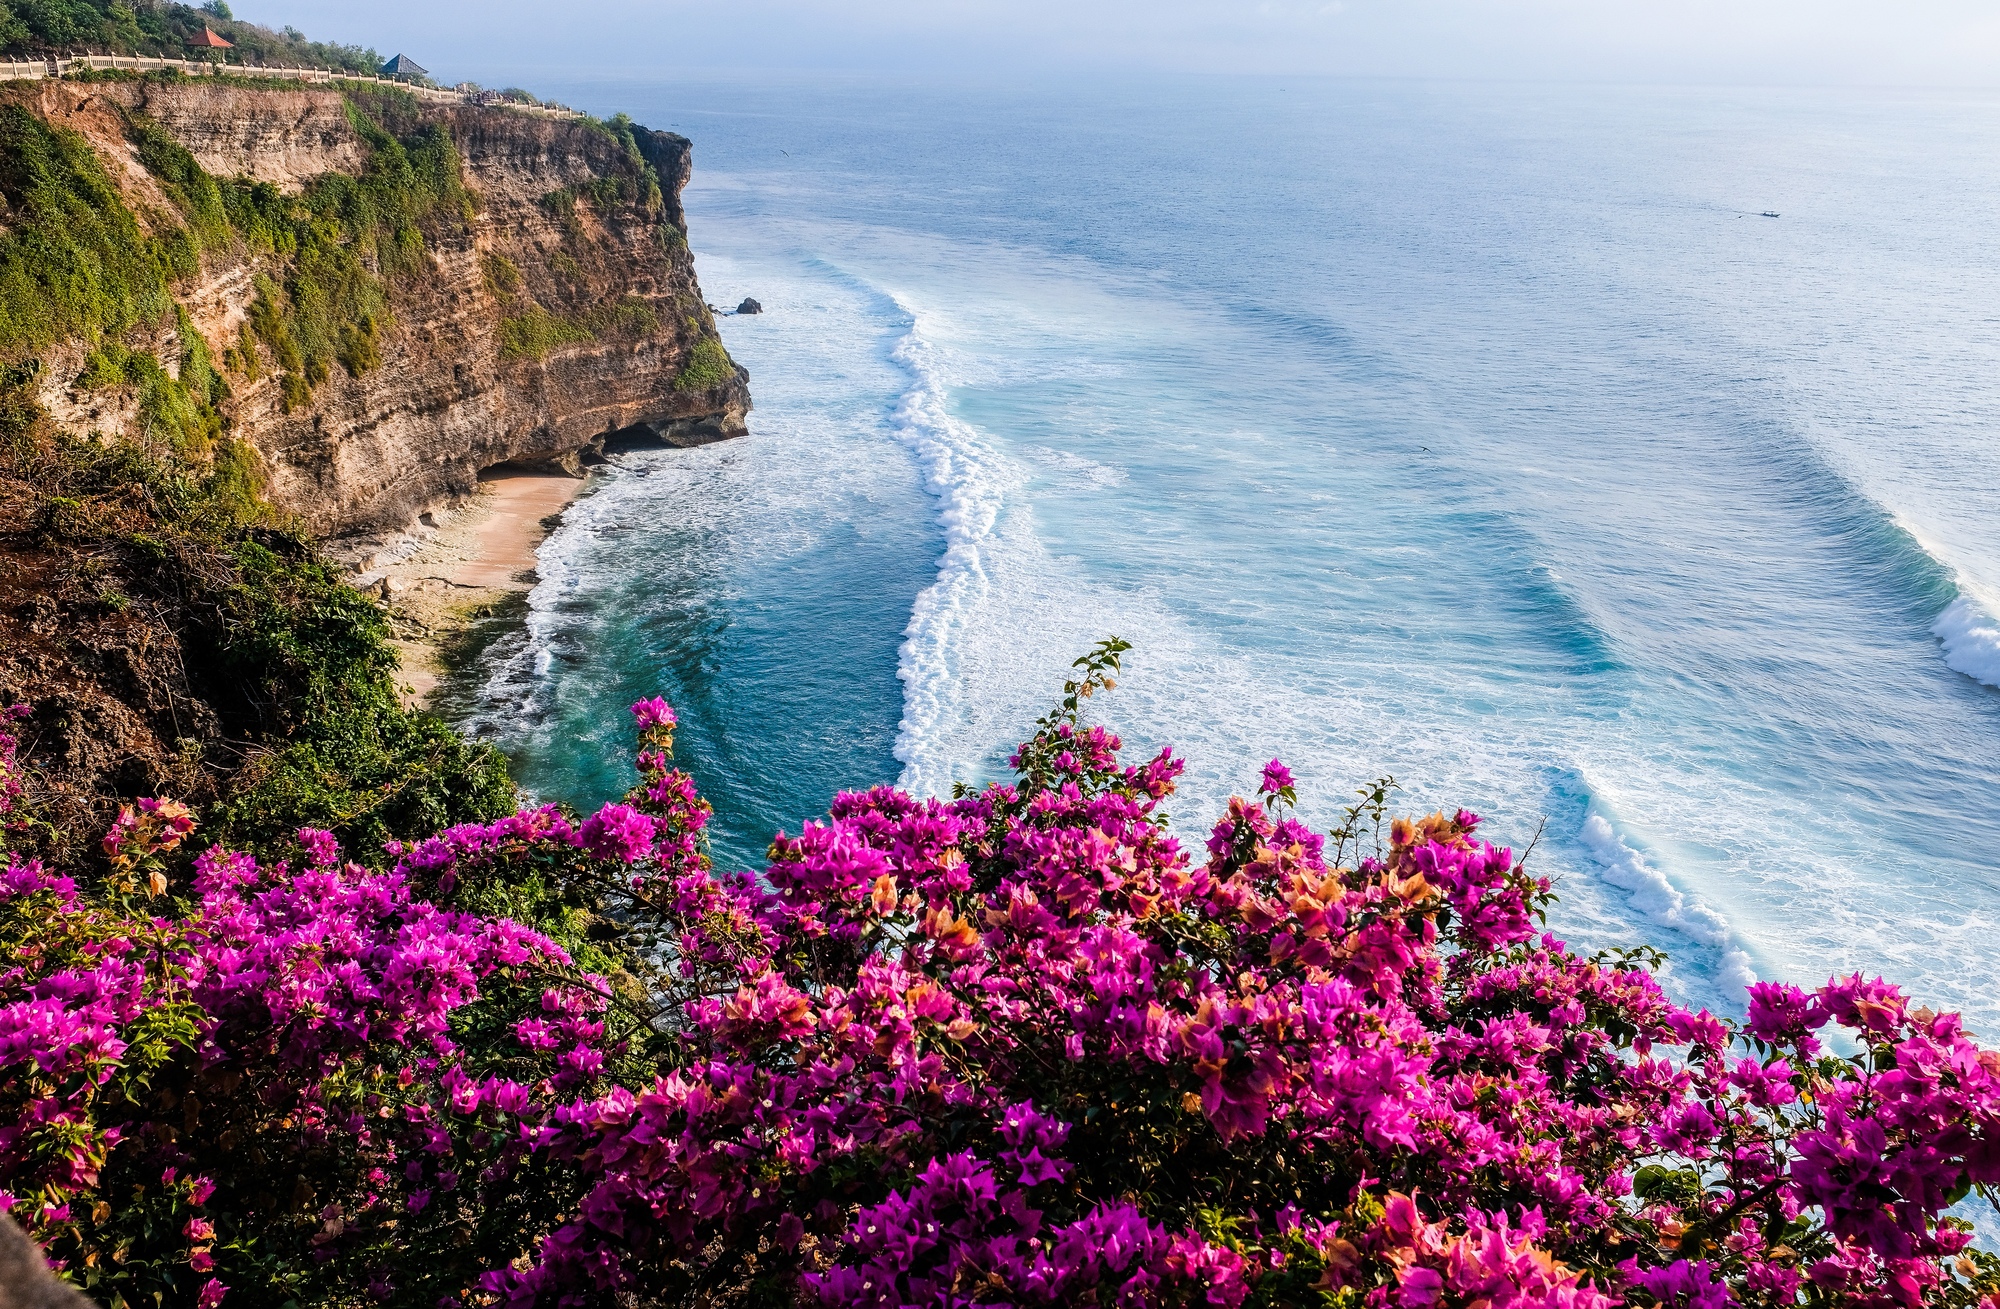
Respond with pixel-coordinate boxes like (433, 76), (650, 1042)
(255, 0), (2000, 88)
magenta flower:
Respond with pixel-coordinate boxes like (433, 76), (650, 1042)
(580, 803), (656, 864)
(7, 672), (2000, 1309)
(1622, 1258), (1730, 1309)
(630, 696), (677, 731)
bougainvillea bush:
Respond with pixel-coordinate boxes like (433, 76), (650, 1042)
(6, 642), (2000, 1308)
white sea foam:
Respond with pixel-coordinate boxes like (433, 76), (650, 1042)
(1578, 809), (1757, 998)
(1881, 512), (2000, 693)
(1936, 591), (2000, 690)
(884, 304), (1016, 795)
(878, 297), (1269, 804)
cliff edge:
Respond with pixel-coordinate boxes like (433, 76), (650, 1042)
(0, 74), (747, 857)
(23, 77), (749, 540)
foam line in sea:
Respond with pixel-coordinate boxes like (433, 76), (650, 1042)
(1576, 795), (1758, 998)
(884, 298), (1010, 796)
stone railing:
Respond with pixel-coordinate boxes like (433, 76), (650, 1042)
(0, 53), (582, 119)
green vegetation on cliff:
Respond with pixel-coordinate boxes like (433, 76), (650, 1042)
(542, 114), (668, 224)
(0, 89), (467, 425)
(0, 104), (187, 361)
(126, 92), (469, 411)
(498, 297), (660, 362)
(0, 50), (740, 872)
(0, 104), (229, 453)
(0, 84), (511, 865)
(673, 334), (733, 391)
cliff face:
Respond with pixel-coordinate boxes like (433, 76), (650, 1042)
(0, 77), (747, 854)
(24, 78), (749, 541)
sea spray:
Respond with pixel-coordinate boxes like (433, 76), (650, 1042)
(1936, 591), (2000, 691)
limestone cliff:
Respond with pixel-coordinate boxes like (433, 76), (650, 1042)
(0, 75), (747, 855)
(21, 77), (749, 541)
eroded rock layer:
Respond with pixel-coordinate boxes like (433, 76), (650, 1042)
(26, 78), (749, 539)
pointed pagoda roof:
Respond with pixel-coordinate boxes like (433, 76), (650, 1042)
(379, 54), (428, 79)
(187, 27), (233, 49)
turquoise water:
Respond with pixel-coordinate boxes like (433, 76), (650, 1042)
(459, 77), (2000, 1024)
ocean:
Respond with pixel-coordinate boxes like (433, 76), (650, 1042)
(447, 75), (2000, 1025)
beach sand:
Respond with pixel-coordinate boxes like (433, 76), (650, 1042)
(370, 472), (586, 706)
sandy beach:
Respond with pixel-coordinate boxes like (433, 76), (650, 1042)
(367, 472), (586, 705)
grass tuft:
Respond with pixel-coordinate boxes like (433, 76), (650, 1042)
(672, 336), (732, 392)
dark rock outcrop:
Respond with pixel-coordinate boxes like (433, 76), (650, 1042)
(736, 297), (762, 315)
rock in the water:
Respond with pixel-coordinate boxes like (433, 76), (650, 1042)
(736, 297), (763, 315)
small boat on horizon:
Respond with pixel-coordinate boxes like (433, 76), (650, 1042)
(1761, 211), (1781, 218)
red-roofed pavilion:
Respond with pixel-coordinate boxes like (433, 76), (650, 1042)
(187, 28), (233, 49)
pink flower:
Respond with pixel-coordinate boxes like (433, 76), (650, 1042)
(630, 697), (677, 731)
(580, 803), (656, 864)
(1745, 981), (1828, 1051)
(1623, 1258), (1730, 1309)
(295, 828), (341, 869)
(9, 683), (2000, 1309)
(196, 1279), (229, 1309)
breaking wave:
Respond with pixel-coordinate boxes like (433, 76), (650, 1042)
(1574, 797), (1758, 1000)
(884, 302), (1013, 796)
(1935, 591), (2000, 691)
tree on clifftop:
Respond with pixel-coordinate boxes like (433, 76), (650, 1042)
(0, 2), (381, 73)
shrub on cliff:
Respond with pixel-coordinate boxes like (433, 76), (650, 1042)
(673, 335), (734, 392)
(0, 417), (513, 865)
(0, 82), (512, 862)
(5, 643), (2000, 1307)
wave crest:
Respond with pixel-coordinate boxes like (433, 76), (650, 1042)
(1935, 592), (2000, 691)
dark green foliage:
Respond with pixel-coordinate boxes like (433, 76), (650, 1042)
(0, 104), (182, 363)
(6, 423), (515, 864)
(0, 1), (383, 73)
(198, 535), (515, 858)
